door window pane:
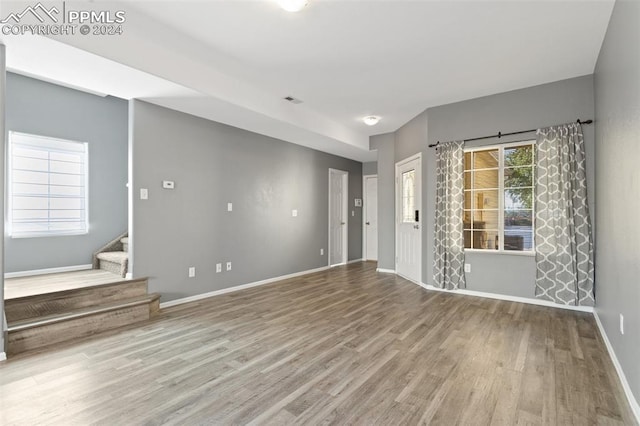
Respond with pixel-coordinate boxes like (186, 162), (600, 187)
(402, 169), (415, 222)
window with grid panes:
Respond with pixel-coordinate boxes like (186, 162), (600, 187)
(463, 142), (534, 252)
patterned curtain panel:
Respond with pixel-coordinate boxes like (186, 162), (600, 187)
(535, 123), (594, 306)
(434, 141), (466, 290)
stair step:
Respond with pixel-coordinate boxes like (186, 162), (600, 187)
(97, 251), (127, 264)
(121, 237), (129, 253)
(7, 293), (161, 355)
(4, 277), (149, 322)
(97, 251), (128, 277)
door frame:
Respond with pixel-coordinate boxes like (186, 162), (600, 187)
(363, 174), (378, 261)
(328, 168), (349, 267)
(395, 153), (422, 282)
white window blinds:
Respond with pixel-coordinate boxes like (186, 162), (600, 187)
(9, 132), (88, 238)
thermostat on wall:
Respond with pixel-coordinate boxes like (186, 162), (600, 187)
(162, 180), (175, 189)
(354, 198), (362, 207)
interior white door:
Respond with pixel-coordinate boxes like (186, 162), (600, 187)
(364, 176), (378, 261)
(396, 155), (421, 282)
(329, 169), (348, 266)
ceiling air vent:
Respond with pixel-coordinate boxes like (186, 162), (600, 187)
(283, 96), (303, 104)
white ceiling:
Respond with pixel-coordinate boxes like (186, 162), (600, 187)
(1, 0), (615, 162)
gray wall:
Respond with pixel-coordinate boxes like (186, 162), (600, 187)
(362, 162), (377, 175)
(379, 75), (595, 298)
(594, 0), (640, 408)
(427, 75), (595, 297)
(370, 133), (395, 270)
(130, 100), (362, 302)
(395, 112), (427, 163)
(5, 73), (128, 272)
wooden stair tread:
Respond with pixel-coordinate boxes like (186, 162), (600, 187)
(8, 293), (161, 332)
(5, 276), (150, 302)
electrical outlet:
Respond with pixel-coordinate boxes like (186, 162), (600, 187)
(226, 262), (232, 271)
(620, 314), (624, 335)
(188, 267), (196, 278)
(216, 263), (222, 273)
(464, 263), (471, 273)
(320, 248), (324, 256)
(352, 210), (355, 217)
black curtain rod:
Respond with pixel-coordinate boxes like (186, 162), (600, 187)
(428, 119), (593, 148)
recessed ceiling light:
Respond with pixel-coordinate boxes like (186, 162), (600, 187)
(363, 116), (381, 126)
(277, 0), (308, 12)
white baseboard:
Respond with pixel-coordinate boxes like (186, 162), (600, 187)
(160, 265), (331, 309)
(419, 282), (594, 313)
(4, 264), (92, 279)
(376, 268), (396, 274)
(593, 311), (640, 423)
(347, 258), (364, 264)
(0, 352), (6, 362)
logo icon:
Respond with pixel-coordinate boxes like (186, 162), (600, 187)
(1, 2), (59, 24)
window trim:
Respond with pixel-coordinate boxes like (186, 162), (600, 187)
(463, 140), (535, 254)
(8, 131), (90, 239)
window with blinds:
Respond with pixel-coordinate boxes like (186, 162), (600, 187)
(9, 132), (88, 238)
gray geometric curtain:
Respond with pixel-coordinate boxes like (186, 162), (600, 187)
(434, 141), (466, 290)
(535, 123), (594, 306)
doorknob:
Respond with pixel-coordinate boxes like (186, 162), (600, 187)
(341, 222), (346, 225)
(414, 224), (420, 229)
(366, 222), (370, 225)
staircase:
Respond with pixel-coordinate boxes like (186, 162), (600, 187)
(94, 233), (129, 277)
(5, 276), (160, 355)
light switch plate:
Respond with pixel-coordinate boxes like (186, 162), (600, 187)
(216, 263), (222, 273)
(188, 267), (196, 278)
(227, 203), (233, 212)
(140, 188), (148, 200)
(464, 263), (471, 273)
(292, 209), (298, 217)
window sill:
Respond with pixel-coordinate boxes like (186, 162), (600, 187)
(464, 249), (535, 257)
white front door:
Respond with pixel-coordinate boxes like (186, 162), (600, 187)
(364, 176), (378, 261)
(396, 154), (422, 282)
(329, 169), (348, 266)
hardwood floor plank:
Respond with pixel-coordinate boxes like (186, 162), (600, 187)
(0, 262), (636, 425)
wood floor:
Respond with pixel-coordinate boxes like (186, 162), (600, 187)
(0, 262), (635, 425)
(5, 270), (124, 299)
